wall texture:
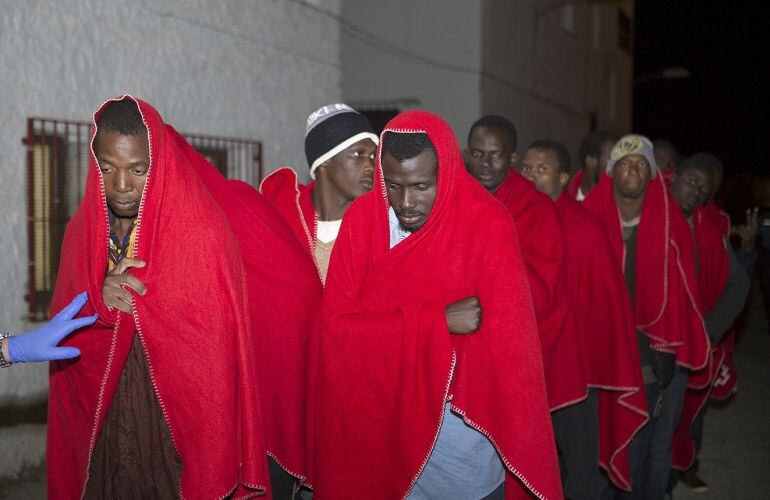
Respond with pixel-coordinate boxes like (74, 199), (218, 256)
(0, 0), (341, 481)
(342, 0), (633, 165)
(342, 0), (482, 141)
(481, 0), (635, 164)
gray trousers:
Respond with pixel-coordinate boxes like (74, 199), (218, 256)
(551, 389), (601, 500)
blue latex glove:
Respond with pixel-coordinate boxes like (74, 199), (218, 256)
(8, 292), (98, 363)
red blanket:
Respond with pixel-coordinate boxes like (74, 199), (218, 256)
(701, 204), (738, 401)
(565, 169), (584, 199)
(493, 171), (588, 410)
(313, 111), (561, 499)
(582, 174), (709, 370)
(555, 194), (649, 491)
(672, 205), (729, 470)
(168, 129), (323, 482)
(48, 96), (268, 499)
(260, 169), (320, 279)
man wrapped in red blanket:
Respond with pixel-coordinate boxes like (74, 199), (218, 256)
(47, 97), (269, 499)
(520, 138), (649, 494)
(312, 111), (562, 499)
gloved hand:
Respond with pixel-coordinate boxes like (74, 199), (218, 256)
(8, 292), (98, 363)
(651, 350), (676, 389)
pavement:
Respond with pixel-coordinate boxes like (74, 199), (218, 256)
(3, 287), (768, 500)
(672, 281), (770, 500)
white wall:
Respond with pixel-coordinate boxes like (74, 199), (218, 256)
(480, 0), (634, 167)
(342, 0), (482, 142)
(0, 0), (341, 480)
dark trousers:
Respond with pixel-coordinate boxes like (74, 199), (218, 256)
(667, 405), (707, 492)
(552, 389), (601, 500)
(269, 456), (298, 500)
(601, 381), (661, 500)
(646, 367), (688, 499)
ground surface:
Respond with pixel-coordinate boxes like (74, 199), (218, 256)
(3, 288), (768, 500)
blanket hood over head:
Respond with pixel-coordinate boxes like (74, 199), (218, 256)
(312, 110), (562, 499)
(48, 96), (268, 499)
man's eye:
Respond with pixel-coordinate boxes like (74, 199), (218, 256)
(472, 151), (482, 159)
(491, 152), (504, 161)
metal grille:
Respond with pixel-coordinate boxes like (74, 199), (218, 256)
(23, 117), (264, 321)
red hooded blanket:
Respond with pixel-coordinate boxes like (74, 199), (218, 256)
(493, 171), (588, 411)
(672, 205), (729, 470)
(168, 129), (324, 483)
(48, 96), (268, 499)
(312, 111), (562, 499)
(260, 169), (321, 279)
(555, 194), (648, 490)
(582, 174), (709, 370)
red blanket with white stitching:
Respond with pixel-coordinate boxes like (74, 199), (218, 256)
(312, 111), (562, 499)
(583, 174), (709, 370)
(493, 171), (588, 411)
(48, 96), (268, 499)
(556, 193), (648, 491)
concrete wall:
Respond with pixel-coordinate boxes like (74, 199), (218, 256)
(342, 0), (482, 142)
(0, 0), (341, 481)
(480, 0), (634, 167)
(342, 0), (633, 168)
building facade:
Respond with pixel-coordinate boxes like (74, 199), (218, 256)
(343, 0), (634, 162)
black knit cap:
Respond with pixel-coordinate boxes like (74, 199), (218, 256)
(304, 104), (378, 179)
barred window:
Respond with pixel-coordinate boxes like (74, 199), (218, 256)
(23, 117), (263, 321)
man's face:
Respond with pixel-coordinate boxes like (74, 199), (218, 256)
(655, 149), (676, 171)
(317, 138), (376, 200)
(382, 149), (438, 233)
(597, 140), (615, 179)
(464, 126), (515, 193)
(94, 131), (150, 219)
(670, 167), (716, 218)
(521, 148), (568, 201)
(610, 154), (653, 199)
(585, 140), (615, 182)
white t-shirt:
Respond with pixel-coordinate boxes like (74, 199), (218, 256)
(317, 219), (342, 244)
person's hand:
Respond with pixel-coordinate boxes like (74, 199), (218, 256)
(8, 292), (98, 363)
(732, 207), (758, 252)
(102, 258), (147, 314)
(445, 297), (481, 334)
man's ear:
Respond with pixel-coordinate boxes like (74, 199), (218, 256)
(559, 172), (571, 188)
(509, 152), (518, 169)
(462, 149), (471, 166)
(315, 162), (329, 179)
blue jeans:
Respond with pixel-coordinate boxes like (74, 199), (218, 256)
(646, 367), (688, 499)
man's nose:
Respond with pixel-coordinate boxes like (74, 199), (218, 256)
(401, 190), (416, 210)
(113, 171), (131, 193)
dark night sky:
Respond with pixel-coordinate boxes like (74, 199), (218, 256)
(633, 1), (770, 176)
